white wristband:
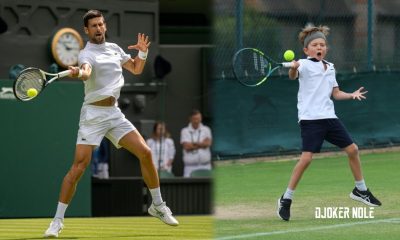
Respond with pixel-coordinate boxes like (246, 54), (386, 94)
(78, 69), (82, 78)
(138, 50), (148, 60)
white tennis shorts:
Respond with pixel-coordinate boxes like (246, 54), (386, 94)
(76, 105), (136, 148)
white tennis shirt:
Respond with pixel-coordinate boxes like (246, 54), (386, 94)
(78, 42), (131, 105)
(297, 58), (338, 121)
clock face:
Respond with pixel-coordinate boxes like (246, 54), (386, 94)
(51, 28), (83, 68)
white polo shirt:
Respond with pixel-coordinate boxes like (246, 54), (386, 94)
(78, 42), (131, 105)
(180, 123), (212, 166)
(297, 58), (338, 121)
(146, 137), (176, 171)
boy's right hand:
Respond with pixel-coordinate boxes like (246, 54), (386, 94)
(290, 60), (300, 70)
(288, 60), (299, 80)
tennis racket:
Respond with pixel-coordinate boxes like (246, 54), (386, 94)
(13, 67), (71, 101)
(232, 48), (294, 87)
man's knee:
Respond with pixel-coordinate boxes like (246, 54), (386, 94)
(138, 146), (152, 162)
(65, 168), (82, 183)
(66, 155), (91, 183)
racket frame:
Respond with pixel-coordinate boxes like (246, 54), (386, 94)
(232, 47), (293, 87)
(13, 67), (71, 101)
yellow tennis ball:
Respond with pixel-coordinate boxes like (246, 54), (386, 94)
(27, 88), (38, 98)
(284, 50), (295, 61)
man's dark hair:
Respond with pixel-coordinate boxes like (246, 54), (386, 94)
(190, 109), (201, 117)
(83, 10), (103, 27)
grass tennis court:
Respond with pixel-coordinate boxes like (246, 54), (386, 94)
(0, 216), (213, 239)
(215, 150), (400, 240)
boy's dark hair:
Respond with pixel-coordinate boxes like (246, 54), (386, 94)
(83, 10), (103, 27)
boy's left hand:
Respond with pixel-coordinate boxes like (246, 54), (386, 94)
(351, 87), (368, 101)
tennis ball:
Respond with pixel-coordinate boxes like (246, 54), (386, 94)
(27, 88), (38, 98)
(284, 50), (295, 61)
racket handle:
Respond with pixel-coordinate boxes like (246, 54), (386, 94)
(58, 70), (72, 78)
(281, 62), (294, 68)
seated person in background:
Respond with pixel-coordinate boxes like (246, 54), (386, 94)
(91, 139), (110, 179)
(180, 109), (212, 177)
(146, 122), (176, 173)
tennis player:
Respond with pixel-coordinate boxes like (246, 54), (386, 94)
(277, 25), (381, 221)
(44, 10), (178, 238)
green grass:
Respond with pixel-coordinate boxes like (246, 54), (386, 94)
(215, 151), (400, 240)
(0, 216), (213, 240)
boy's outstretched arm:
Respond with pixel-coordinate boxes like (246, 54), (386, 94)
(288, 61), (300, 80)
(332, 87), (368, 101)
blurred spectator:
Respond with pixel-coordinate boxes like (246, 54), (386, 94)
(180, 109), (212, 177)
(146, 122), (176, 173)
(91, 139), (110, 179)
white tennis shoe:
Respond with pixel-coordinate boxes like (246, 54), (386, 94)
(44, 218), (64, 238)
(148, 202), (179, 226)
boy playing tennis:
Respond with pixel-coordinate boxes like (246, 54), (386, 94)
(277, 25), (381, 221)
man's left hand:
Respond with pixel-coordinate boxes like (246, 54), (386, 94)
(128, 33), (151, 52)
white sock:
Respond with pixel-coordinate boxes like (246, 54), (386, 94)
(54, 202), (68, 220)
(355, 179), (367, 191)
(283, 188), (295, 200)
(149, 187), (163, 205)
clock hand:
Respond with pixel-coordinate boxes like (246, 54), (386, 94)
(67, 46), (80, 50)
(62, 42), (72, 51)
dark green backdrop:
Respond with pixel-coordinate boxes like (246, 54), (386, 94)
(211, 72), (400, 159)
(0, 80), (90, 218)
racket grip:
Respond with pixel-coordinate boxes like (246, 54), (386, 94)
(58, 70), (72, 78)
(281, 62), (294, 68)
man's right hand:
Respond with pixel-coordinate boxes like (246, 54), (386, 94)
(68, 66), (80, 78)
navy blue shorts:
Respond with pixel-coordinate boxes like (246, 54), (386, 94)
(300, 119), (353, 153)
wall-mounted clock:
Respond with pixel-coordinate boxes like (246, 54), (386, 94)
(51, 28), (84, 68)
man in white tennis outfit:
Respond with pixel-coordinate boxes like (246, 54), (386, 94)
(44, 10), (178, 238)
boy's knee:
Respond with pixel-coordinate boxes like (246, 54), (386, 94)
(346, 143), (359, 156)
(300, 152), (313, 165)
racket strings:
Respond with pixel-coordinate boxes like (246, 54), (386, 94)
(233, 49), (271, 86)
(14, 69), (45, 100)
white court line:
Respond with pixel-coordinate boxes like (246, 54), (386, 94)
(216, 218), (400, 240)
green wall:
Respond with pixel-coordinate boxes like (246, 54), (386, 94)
(0, 80), (90, 218)
(211, 72), (400, 158)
